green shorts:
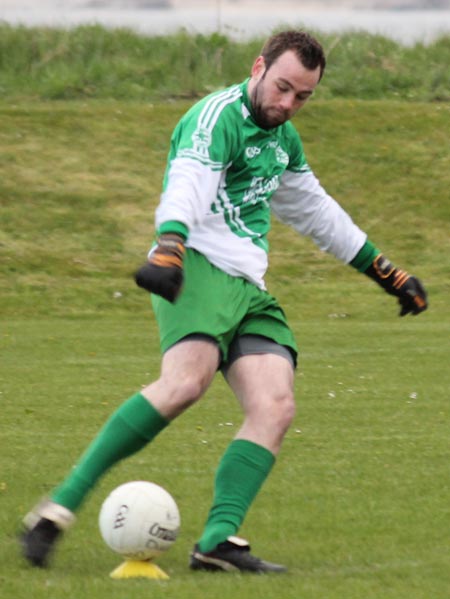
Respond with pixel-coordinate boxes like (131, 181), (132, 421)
(151, 249), (298, 366)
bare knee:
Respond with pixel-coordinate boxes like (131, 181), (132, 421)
(236, 389), (296, 454)
(268, 389), (296, 435)
(142, 370), (211, 418)
(167, 371), (207, 406)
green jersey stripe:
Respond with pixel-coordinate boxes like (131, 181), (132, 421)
(198, 85), (242, 132)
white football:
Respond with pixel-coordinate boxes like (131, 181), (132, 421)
(99, 480), (180, 560)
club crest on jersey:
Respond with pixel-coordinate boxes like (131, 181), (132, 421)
(266, 140), (289, 166)
(275, 145), (289, 165)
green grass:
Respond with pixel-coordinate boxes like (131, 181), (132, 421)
(1, 95), (450, 598)
(1, 24), (449, 101)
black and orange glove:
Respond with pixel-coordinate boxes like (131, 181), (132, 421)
(134, 233), (185, 303)
(365, 254), (428, 316)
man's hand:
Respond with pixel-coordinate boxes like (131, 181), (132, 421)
(365, 254), (428, 316)
(135, 233), (185, 303)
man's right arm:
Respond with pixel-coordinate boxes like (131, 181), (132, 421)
(134, 231), (186, 303)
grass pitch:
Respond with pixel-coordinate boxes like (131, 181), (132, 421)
(1, 98), (449, 599)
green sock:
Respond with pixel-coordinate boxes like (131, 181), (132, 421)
(198, 439), (275, 553)
(51, 393), (168, 511)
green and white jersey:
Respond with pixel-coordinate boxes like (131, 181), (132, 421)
(155, 79), (366, 289)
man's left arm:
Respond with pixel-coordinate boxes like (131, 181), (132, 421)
(272, 170), (428, 316)
(351, 241), (428, 316)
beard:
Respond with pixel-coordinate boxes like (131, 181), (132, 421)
(250, 79), (289, 130)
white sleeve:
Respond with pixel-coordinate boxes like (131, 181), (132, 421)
(155, 157), (223, 231)
(271, 170), (366, 264)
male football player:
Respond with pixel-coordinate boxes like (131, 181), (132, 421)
(21, 30), (427, 573)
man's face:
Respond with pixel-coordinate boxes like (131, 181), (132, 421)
(249, 50), (321, 129)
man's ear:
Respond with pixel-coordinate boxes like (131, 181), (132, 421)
(251, 55), (266, 78)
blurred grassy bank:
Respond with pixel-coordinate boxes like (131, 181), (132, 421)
(0, 24), (449, 101)
(1, 98), (449, 319)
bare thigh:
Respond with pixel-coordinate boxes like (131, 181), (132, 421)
(224, 352), (295, 454)
(141, 339), (220, 420)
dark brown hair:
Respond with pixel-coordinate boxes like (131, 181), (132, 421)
(261, 30), (326, 80)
